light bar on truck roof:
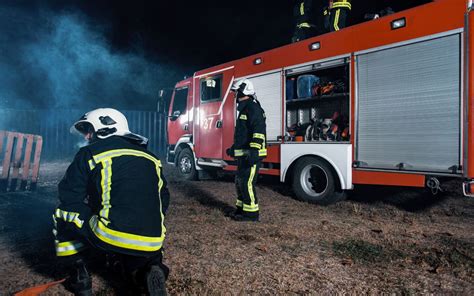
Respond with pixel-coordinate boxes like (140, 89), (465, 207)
(309, 42), (321, 51)
(391, 17), (406, 30)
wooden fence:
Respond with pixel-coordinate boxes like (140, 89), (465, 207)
(0, 131), (43, 191)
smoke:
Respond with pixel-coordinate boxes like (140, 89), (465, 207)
(0, 6), (177, 111)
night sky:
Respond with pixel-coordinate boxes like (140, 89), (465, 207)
(0, 0), (431, 110)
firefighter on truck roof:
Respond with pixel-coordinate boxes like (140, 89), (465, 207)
(292, 0), (317, 42)
(292, 0), (351, 42)
(53, 108), (169, 295)
(326, 0), (351, 32)
(226, 79), (267, 222)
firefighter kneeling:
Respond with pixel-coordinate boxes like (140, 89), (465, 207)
(227, 79), (267, 222)
(53, 108), (170, 296)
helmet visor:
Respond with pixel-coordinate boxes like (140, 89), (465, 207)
(71, 121), (94, 136)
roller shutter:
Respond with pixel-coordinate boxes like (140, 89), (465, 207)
(356, 34), (461, 173)
(246, 71), (282, 141)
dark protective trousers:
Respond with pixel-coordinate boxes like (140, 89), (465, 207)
(329, 7), (349, 32)
(53, 215), (168, 277)
(292, 26), (316, 43)
(235, 159), (260, 217)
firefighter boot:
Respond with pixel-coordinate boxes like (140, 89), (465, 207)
(231, 207), (243, 218)
(65, 259), (92, 296)
(146, 265), (167, 296)
(232, 212), (259, 222)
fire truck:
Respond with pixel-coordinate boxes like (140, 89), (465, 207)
(165, 0), (474, 205)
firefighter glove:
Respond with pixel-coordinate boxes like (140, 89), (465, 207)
(226, 146), (235, 157)
(248, 149), (259, 164)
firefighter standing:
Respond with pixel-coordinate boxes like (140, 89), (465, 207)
(53, 108), (169, 295)
(326, 0), (352, 32)
(292, 0), (317, 42)
(226, 79), (267, 222)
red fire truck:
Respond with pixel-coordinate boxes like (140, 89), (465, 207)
(165, 0), (474, 204)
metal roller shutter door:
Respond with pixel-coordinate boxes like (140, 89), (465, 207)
(356, 34), (461, 173)
(246, 71), (282, 141)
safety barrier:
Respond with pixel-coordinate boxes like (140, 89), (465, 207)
(0, 131), (43, 192)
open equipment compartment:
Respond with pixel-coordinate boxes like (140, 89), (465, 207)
(284, 58), (350, 143)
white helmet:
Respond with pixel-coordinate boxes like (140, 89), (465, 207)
(71, 108), (148, 144)
(231, 78), (256, 96)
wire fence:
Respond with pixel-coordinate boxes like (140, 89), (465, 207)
(0, 109), (167, 160)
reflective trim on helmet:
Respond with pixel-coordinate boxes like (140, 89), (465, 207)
(89, 216), (164, 252)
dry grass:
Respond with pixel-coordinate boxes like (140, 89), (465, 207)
(0, 163), (473, 294)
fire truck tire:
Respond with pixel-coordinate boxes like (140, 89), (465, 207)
(177, 148), (197, 181)
(292, 157), (346, 205)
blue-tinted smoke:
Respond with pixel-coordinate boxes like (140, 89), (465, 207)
(0, 7), (176, 110)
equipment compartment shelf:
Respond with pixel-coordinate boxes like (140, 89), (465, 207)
(286, 92), (349, 107)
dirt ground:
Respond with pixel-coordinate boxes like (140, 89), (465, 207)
(1, 162), (474, 295)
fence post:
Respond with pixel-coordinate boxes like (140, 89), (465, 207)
(0, 133), (15, 192)
(9, 133), (24, 191)
(30, 136), (43, 191)
(20, 135), (34, 191)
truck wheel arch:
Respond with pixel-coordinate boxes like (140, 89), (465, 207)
(174, 142), (194, 166)
(283, 154), (346, 192)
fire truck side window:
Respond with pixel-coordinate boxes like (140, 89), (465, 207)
(172, 87), (188, 115)
(201, 76), (222, 102)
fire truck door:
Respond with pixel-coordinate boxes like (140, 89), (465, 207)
(194, 68), (234, 160)
(168, 86), (191, 146)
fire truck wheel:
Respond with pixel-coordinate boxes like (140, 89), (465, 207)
(292, 157), (346, 205)
(177, 148), (197, 181)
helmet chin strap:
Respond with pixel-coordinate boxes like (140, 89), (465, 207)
(236, 90), (246, 100)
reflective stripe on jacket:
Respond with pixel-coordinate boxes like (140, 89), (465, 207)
(55, 136), (169, 254)
(331, 0), (351, 10)
(234, 98), (267, 158)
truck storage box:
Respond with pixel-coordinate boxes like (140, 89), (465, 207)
(297, 75), (319, 99)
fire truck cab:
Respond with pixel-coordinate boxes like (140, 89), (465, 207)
(166, 0), (474, 204)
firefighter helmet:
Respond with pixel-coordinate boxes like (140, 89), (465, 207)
(231, 78), (256, 96)
(71, 108), (147, 144)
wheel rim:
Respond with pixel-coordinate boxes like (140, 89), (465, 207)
(179, 156), (193, 174)
(300, 164), (328, 197)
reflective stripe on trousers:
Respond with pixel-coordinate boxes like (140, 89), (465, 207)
(235, 160), (260, 213)
(89, 215), (164, 252)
